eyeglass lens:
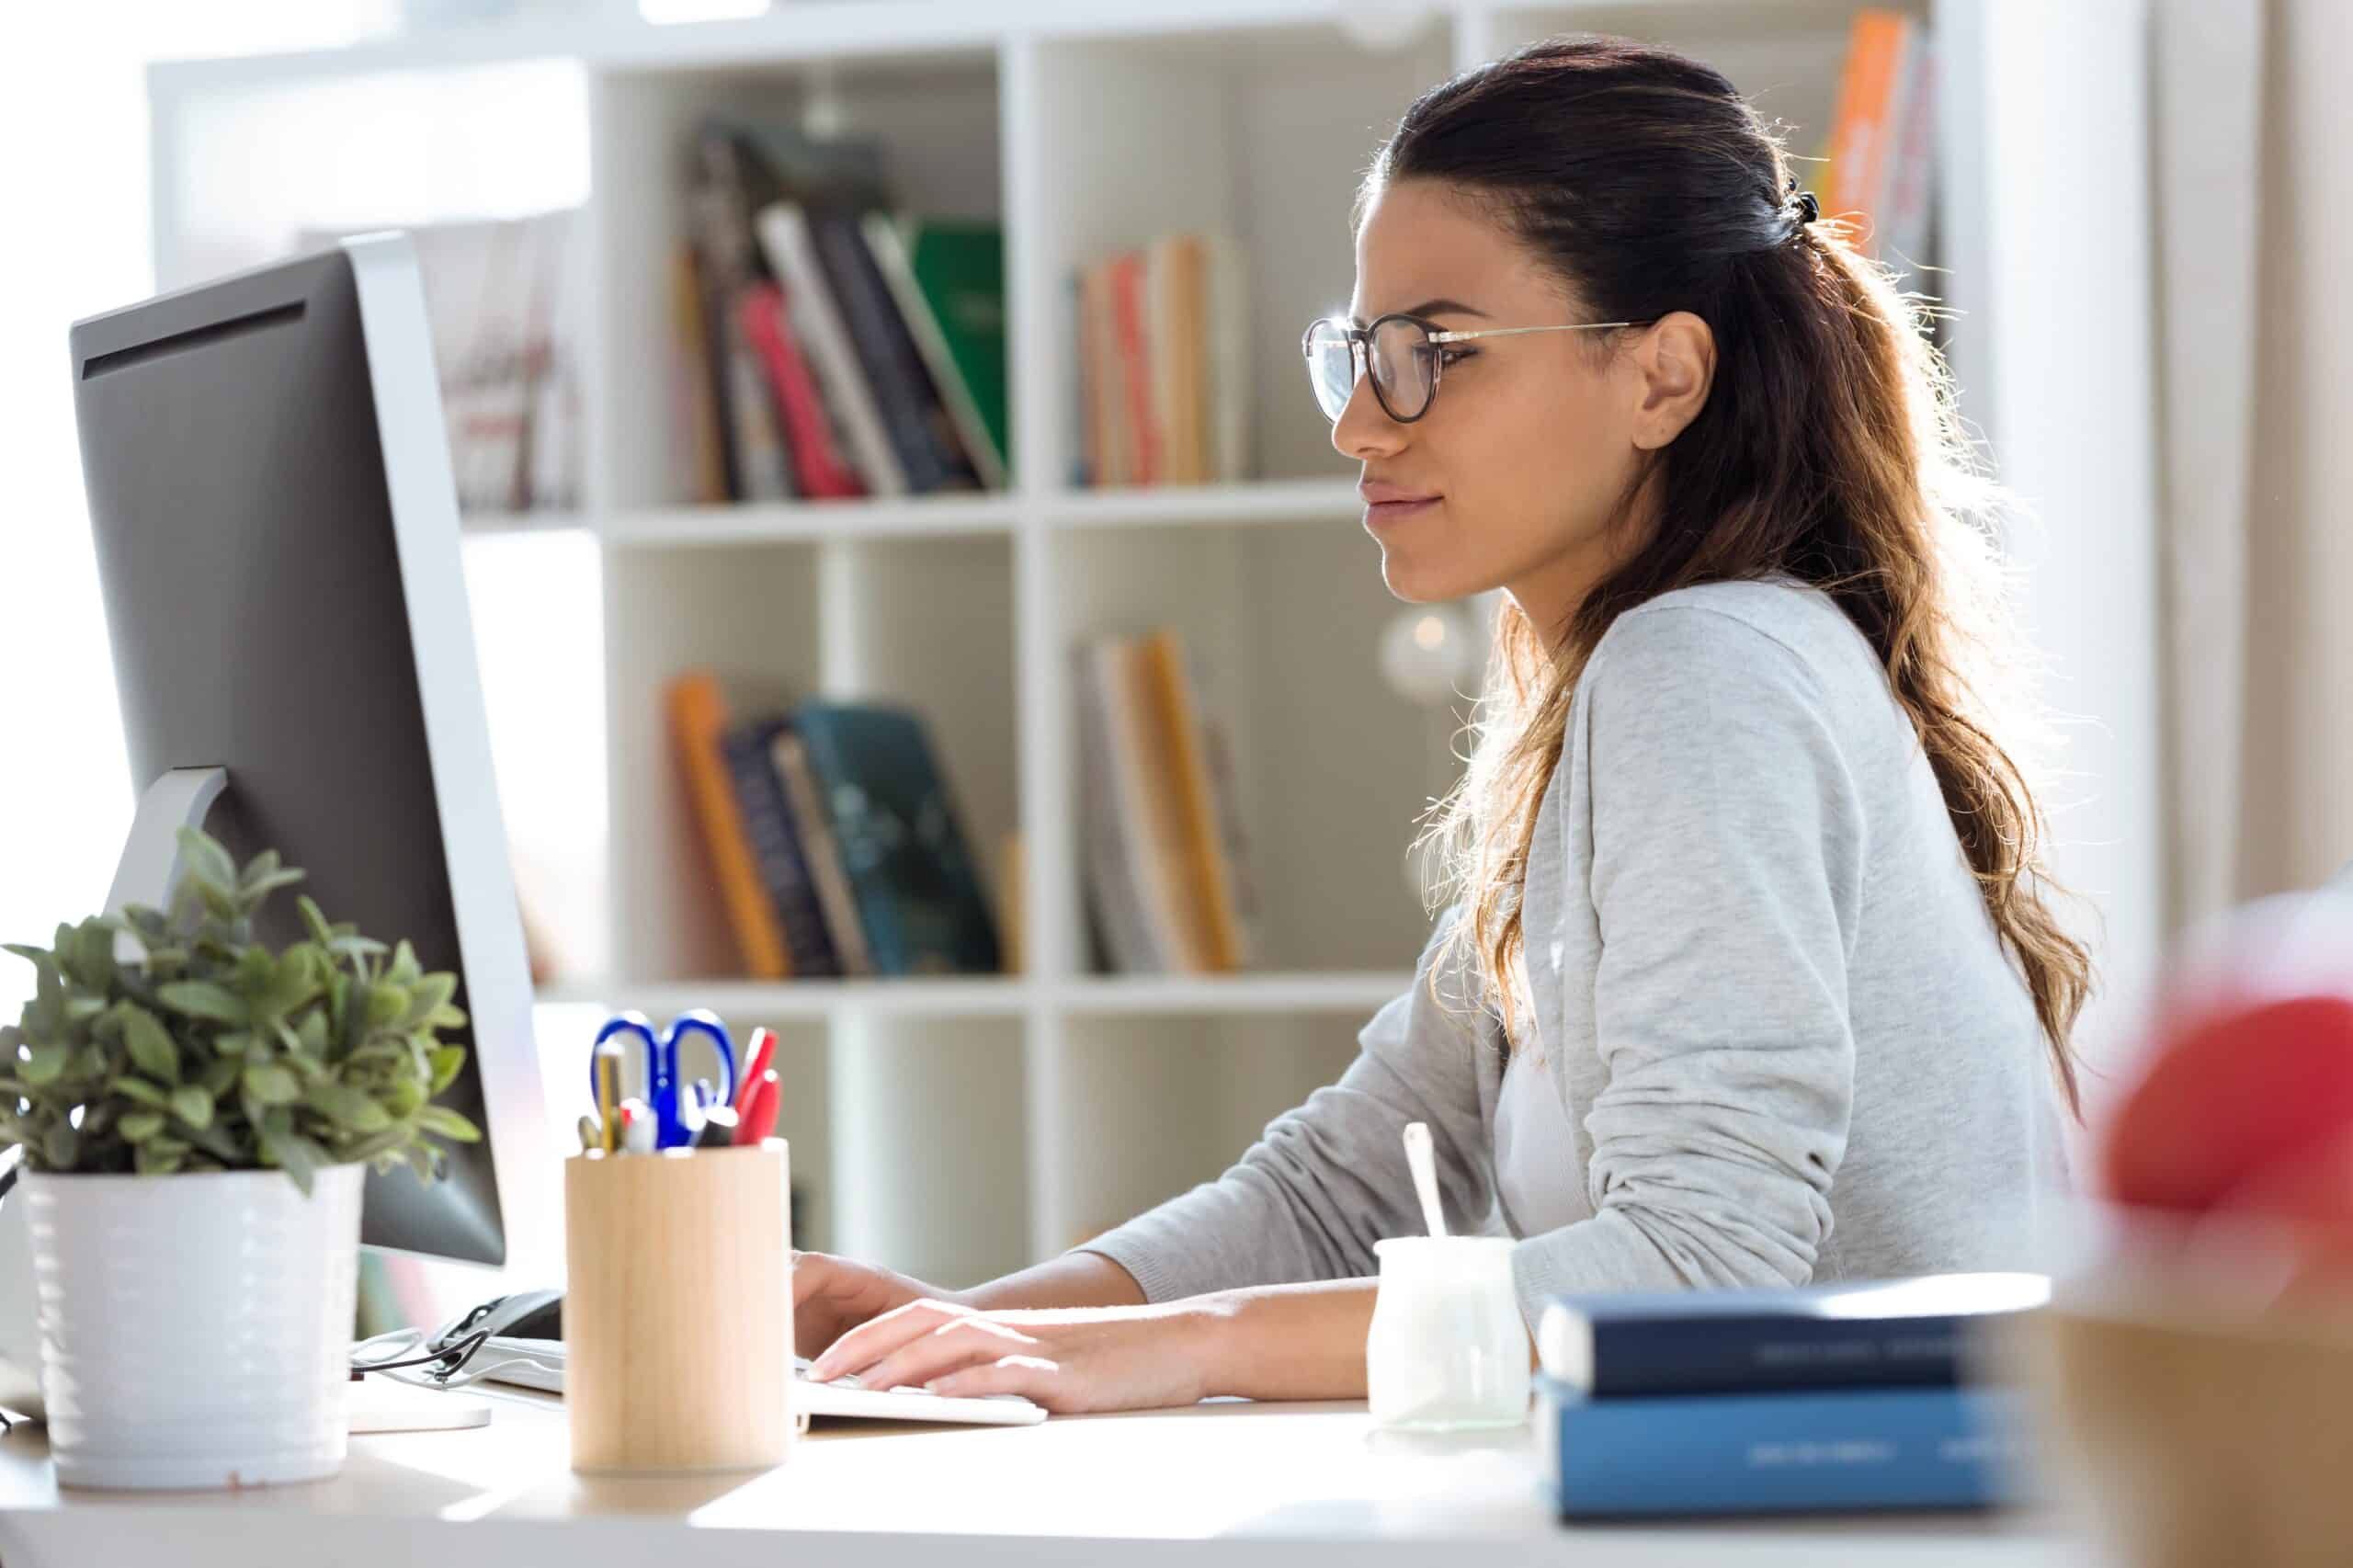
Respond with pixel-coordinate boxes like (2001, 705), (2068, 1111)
(1303, 317), (1439, 423)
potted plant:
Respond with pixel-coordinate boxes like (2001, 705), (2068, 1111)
(0, 826), (482, 1490)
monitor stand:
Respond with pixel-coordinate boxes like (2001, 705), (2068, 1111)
(104, 765), (230, 922)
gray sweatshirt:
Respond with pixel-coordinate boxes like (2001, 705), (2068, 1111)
(1080, 577), (2075, 1326)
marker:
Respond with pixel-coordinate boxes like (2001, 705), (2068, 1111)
(618, 1096), (656, 1154)
(593, 1040), (624, 1155)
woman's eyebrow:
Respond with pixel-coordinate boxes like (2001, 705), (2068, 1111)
(1350, 298), (1491, 326)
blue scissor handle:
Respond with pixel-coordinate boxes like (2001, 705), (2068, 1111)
(664, 1011), (737, 1137)
(589, 1010), (736, 1151)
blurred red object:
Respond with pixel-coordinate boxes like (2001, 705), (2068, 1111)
(2101, 892), (2353, 1226)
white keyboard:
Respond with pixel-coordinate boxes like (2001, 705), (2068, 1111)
(478, 1336), (1047, 1426)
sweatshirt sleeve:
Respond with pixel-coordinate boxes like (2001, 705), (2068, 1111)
(1508, 604), (1866, 1314)
(1076, 909), (1497, 1302)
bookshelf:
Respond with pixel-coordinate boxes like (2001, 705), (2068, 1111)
(146, 0), (2158, 1288)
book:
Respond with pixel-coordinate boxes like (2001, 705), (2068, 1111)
(721, 714), (844, 977)
(756, 201), (907, 497)
(862, 211), (1007, 489)
(1825, 10), (1913, 251)
(809, 208), (980, 494)
(770, 728), (876, 977)
(665, 673), (790, 979)
(670, 244), (730, 505)
(1878, 30), (1938, 269)
(790, 702), (1002, 976)
(1075, 642), (1156, 972)
(1538, 1377), (2022, 1517)
(1107, 250), (1159, 485)
(1138, 629), (1241, 971)
(689, 126), (795, 502)
(1537, 1272), (2051, 1398)
(738, 281), (864, 499)
(903, 217), (1011, 483)
(1203, 231), (1250, 483)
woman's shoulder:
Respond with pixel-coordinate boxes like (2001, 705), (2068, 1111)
(1586, 575), (1881, 704)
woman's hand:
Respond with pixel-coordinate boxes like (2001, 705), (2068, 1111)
(791, 1252), (969, 1361)
(804, 1297), (1221, 1415)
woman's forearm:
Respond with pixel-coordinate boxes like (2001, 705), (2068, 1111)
(961, 1249), (1149, 1312)
(1192, 1278), (1378, 1401)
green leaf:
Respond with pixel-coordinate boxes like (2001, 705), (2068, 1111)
(175, 826), (239, 901)
(197, 1057), (241, 1097)
(334, 1126), (412, 1164)
(211, 1029), (255, 1056)
(0, 943), (52, 970)
(403, 973), (457, 1030)
(157, 981), (245, 1026)
(239, 847), (281, 888)
(386, 1076), (424, 1117)
(427, 1045), (466, 1096)
(263, 1131), (324, 1196)
(302, 1079), (389, 1133)
(63, 995), (107, 1024)
(329, 936), (388, 963)
(415, 1105), (482, 1143)
(117, 1003), (179, 1083)
(386, 940), (422, 989)
(169, 1085), (213, 1130)
(242, 1062), (301, 1105)
(108, 1075), (168, 1108)
(135, 1139), (186, 1176)
(364, 983), (409, 1030)
(40, 1122), (79, 1170)
(426, 1005), (468, 1031)
(119, 1109), (165, 1142)
(21, 1043), (68, 1087)
(297, 894), (335, 949)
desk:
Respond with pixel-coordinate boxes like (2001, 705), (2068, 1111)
(0, 1390), (2088, 1567)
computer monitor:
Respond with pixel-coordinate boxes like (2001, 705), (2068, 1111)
(62, 233), (556, 1272)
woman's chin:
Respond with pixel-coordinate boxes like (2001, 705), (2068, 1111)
(1378, 550), (1474, 606)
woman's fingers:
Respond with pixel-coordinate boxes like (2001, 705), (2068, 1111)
(857, 1314), (1041, 1395)
(809, 1297), (995, 1381)
(925, 1354), (1060, 1400)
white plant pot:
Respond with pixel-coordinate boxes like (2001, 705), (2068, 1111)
(25, 1162), (363, 1490)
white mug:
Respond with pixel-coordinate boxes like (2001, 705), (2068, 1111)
(1365, 1235), (1531, 1430)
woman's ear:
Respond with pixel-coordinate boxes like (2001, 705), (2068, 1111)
(1627, 312), (1716, 450)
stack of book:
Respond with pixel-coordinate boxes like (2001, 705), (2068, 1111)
(1534, 1272), (2048, 1517)
(678, 116), (1008, 505)
(1820, 8), (1938, 269)
(1067, 233), (1251, 488)
(668, 673), (1004, 979)
(299, 210), (582, 515)
(1074, 628), (1261, 974)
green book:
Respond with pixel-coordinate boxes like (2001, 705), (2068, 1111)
(893, 218), (1008, 483)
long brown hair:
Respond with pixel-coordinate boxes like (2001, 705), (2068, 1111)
(1384, 36), (2093, 1117)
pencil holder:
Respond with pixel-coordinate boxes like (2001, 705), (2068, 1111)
(563, 1142), (793, 1473)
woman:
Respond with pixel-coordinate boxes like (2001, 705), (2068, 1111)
(793, 35), (2090, 1412)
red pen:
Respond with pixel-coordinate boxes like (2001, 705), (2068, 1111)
(734, 1066), (781, 1146)
(734, 1027), (778, 1118)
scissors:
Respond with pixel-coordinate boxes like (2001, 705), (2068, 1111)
(589, 1010), (738, 1151)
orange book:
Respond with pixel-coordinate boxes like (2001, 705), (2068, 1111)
(1139, 628), (1241, 971)
(1825, 10), (1910, 245)
(666, 672), (790, 979)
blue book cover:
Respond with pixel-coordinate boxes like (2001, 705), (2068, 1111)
(790, 701), (1001, 977)
(1539, 1377), (2023, 1517)
(1537, 1272), (2048, 1398)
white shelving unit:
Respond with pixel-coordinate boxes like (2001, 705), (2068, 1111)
(147, 0), (2156, 1287)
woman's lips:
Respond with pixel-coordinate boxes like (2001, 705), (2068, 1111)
(1364, 495), (1440, 529)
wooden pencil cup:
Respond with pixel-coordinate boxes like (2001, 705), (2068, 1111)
(563, 1142), (794, 1473)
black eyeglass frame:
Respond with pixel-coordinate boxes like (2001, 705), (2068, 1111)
(1300, 312), (1652, 425)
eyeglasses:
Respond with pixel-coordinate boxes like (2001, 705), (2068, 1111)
(1301, 312), (1649, 425)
